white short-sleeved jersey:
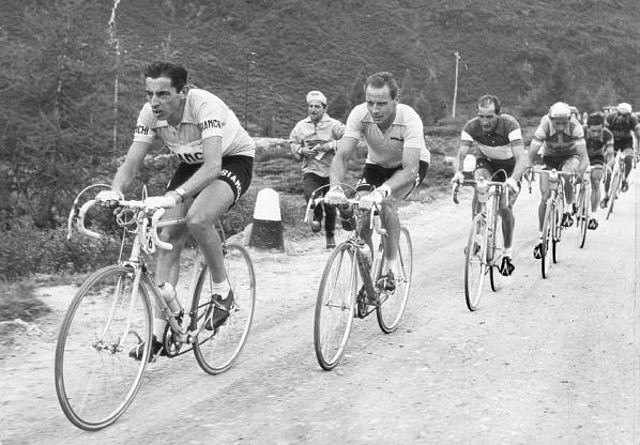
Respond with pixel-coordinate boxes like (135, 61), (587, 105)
(132, 88), (255, 164)
(532, 114), (584, 157)
(343, 103), (430, 168)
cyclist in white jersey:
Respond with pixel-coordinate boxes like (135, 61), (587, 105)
(96, 62), (255, 360)
(325, 72), (429, 296)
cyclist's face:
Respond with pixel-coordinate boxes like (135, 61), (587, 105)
(477, 104), (498, 132)
(307, 100), (325, 123)
(366, 85), (397, 127)
(550, 118), (569, 132)
(587, 124), (604, 138)
(145, 76), (185, 124)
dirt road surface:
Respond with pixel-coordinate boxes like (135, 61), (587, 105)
(1, 173), (638, 445)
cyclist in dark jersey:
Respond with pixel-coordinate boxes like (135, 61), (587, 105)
(583, 112), (613, 229)
(452, 95), (526, 275)
(603, 102), (639, 196)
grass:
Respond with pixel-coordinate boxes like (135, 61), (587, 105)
(0, 281), (51, 323)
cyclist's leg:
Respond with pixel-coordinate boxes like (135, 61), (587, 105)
(623, 145), (634, 184)
(303, 172), (324, 232)
(561, 155), (579, 208)
(589, 166), (603, 228)
(472, 158), (492, 219)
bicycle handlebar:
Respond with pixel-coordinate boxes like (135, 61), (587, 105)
(451, 179), (511, 205)
(73, 199), (174, 251)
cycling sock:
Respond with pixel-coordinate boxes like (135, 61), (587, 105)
(212, 279), (231, 300)
(153, 318), (168, 340)
(503, 247), (512, 258)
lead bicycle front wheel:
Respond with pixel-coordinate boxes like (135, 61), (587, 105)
(314, 242), (358, 370)
(54, 265), (153, 431)
(465, 214), (488, 311)
(193, 244), (256, 375)
(377, 227), (412, 333)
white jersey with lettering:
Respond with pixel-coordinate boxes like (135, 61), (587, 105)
(344, 103), (430, 168)
(132, 88), (255, 164)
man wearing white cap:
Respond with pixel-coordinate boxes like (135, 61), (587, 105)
(290, 90), (345, 248)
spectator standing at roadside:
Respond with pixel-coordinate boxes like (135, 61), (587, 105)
(289, 91), (346, 248)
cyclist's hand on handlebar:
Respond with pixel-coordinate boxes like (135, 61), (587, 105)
(143, 195), (177, 209)
(505, 177), (519, 193)
(451, 171), (465, 184)
(359, 189), (383, 210)
(95, 189), (124, 205)
(324, 185), (348, 206)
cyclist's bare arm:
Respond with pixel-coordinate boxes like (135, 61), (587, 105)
(112, 140), (152, 192)
(455, 140), (473, 173)
(330, 136), (359, 185)
(575, 140), (589, 176)
(510, 139), (528, 181)
(528, 139), (544, 165)
(385, 146), (421, 197)
(171, 136), (224, 201)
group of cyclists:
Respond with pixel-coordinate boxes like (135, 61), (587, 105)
(94, 60), (638, 361)
(453, 98), (638, 271)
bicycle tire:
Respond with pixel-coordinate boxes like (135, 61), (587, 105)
(193, 244), (256, 375)
(552, 197), (563, 264)
(577, 186), (588, 249)
(606, 170), (621, 220)
(377, 227), (412, 333)
(55, 265), (153, 431)
(314, 242), (357, 370)
(464, 214), (487, 311)
(540, 201), (554, 279)
(489, 212), (504, 292)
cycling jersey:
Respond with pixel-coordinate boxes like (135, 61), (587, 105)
(460, 114), (522, 160)
(343, 103), (430, 168)
(133, 88), (255, 163)
(289, 113), (345, 177)
(532, 114), (584, 157)
(605, 112), (639, 140)
(584, 126), (613, 165)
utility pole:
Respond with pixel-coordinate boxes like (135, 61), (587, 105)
(452, 51), (461, 119)
(244, 52), (257, 129)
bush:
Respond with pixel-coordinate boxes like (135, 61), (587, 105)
(0, 281), (51, 322)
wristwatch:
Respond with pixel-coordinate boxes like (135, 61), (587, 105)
(174, 187), (187, 202)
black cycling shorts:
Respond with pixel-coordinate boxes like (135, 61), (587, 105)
(613, 137), (634, 152)
(358, 160), (428, 191)
(474, 157), (515, 181)
(542, 154), (579, 171)
(167, 155), (253, 203)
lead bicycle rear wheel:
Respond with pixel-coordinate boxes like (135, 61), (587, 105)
(576, 185), (588, 248)
(314, 242), (358, 370)
(193, 244), (256, 375)
(55, 265), (153, 431)
(377, 227), (412, 333)
(606, 169), (621, 220)
(465, 214), (488, 311)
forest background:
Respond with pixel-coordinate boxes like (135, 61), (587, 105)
(1, 0), (639, 293)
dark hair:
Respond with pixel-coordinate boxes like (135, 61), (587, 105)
(364, 72), (399, 100)
(587, 112), (605, 127)
(477, 94), (501, 114)
(143, 61), (188, 93)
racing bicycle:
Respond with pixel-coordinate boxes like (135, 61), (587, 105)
(573, 167), (595, 248)
(55, 185), (256, 431)
(453, 175), (510, 311)
(310, 184), (413, 370)
(603, 150), (626, 220)
(534, 168), (576, 279)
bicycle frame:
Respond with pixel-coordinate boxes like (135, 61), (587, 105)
(73, 198), (220, 354)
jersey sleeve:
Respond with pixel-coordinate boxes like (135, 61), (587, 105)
(460, 120), (475, 143)
(343, 105), (365, 139)
(533, 116), (550, 141)
(195, 96), (226, 139)
(132, 104), (156, 144)
(504, 116), (523, 142)
(403, 108), (426, 150)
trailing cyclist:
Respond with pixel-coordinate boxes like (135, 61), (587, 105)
(324, 71), (429, 298)
(602, 102), (639, 201)
(528, 102), (589, 259)
(452, 94), (527, 276)
(96, 62), (255, 361)
(583, 112), (613, 229)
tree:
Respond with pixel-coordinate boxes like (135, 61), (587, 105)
(542, 51), (575, 105)
(0, 0), (118, 228)
(593, 80), (618, 109)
